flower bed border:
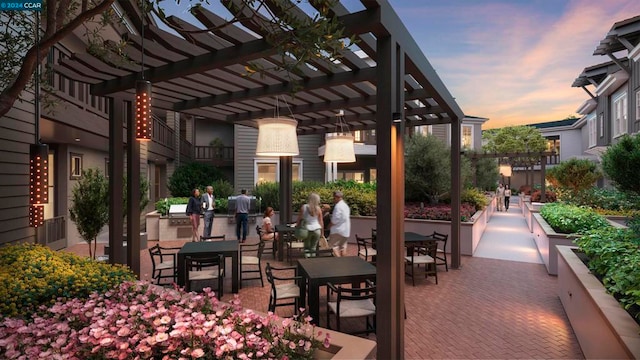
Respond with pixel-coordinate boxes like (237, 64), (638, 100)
(557, 245), (640, 359)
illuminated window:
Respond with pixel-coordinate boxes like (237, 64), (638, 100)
(254, 160), (302, 184)
(414, 125), (431, 136)
(545, 136), (560, 157)
(337, 171), (365, 183)
(462, 125), (473, 149)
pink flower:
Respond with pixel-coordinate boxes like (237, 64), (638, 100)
(191, 348), (204, 358)
(116, 327), (130, 337)
(155, 332), (169, 342)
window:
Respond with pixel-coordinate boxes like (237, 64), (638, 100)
(587, 115), (596, 148)
(337, 171), (365, 183)
(613, 92), (628, 137)
(70, 153), (83, 179)
(545, 136), (560, 157)
(104, 158), (110, 178)
(414, 125), (431, 136)
(462, 125), (473, 149)
(369, 168), (376, 183)
(254, 160), (302, 184)
(599, 113), (604, 138)
(353, 130), (363, 143)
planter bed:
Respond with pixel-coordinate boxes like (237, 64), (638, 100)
(532, 214), (625, 275)
(557, 245), (640, 359)
(522, 201), (543, 233)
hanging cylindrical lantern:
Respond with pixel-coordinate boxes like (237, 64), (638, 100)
(29, 204), (44, 228)
(255, 117), (299, 156)
(135, 80), (152, 141)
(324, 132), (356, 163)
(29, 143), (48, 205)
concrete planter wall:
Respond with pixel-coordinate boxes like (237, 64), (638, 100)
(146, 211), (273, 241)
(522, 201), (543, 233)
(313, 327), (376, 359)
(350, 201), (494, 256)
(531, 213), (580, 275)
(532, 214), (626, 275)
(557, 245), (640, 359)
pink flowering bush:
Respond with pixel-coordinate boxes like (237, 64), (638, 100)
(0, 281), (329, 359)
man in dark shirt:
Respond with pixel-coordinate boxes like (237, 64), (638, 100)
(235, 189), (251, 242)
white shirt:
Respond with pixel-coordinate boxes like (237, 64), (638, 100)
(330, 199), (350, 237)
(206, 193), (215, 211)
(302, 204), (321, 231)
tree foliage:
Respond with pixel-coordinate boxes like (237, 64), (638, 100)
(167, 162), (225, 197)
(405, 134), (472, 203)
(546, 158), (602, 195)
(482, 126), (547, 154)
(474, 157), (500, 191)
(69, 168), (109, 259)
(601, 133), (640, 196)
(0, 0), (354, 118)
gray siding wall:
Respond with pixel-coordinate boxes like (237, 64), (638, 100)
(0, 92), (35, 246)
(194, 119), (234, 147)
(297, 134), (324, 182)
(234, 125), (324, 192)
(631, 58), (639, 133)
(432, 124), (448, 143)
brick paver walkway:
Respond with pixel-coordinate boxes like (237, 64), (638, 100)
(66, 202), (584, 359)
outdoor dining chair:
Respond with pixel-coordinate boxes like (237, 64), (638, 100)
(184, 254), (225, 297)
(265, 262), (302, 315)
(148, 244), (181, 285)
(256, 224), (276, 258)
(355, 234), (377, 263)
(326, 280), (376, 335)
(431, 231), (449, 271)
(404, 242), (438, 286)
(240, 240), (265, 287)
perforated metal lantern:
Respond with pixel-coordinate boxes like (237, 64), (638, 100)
(255, 117), (299, 156)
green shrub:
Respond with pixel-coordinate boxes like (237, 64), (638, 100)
(167, 162), (225, 197)
(0, 244), (135, 319)
(154, 197), (189, 216)
(461, 188), (488, 211)
(546, 158), (602, 195)
(563, 188), (640, 212)
(575, 228), (640, 317)
(602, 133), (640, 196)
(253, 182), (280, 211)
(211, 179), (234, 200)
(540, 203), (611, 234)
(530, 190), (557, 203)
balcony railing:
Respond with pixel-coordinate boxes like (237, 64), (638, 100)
(36, 216), (66, 247)
(152, 116), (175, 149)
(180, 138), (193, 158)
(194, 146), (234, 163)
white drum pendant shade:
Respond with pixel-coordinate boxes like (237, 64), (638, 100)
(499, 164), (512, 177)
(324, 132), (356, 163)
(256, 117), (299, 156)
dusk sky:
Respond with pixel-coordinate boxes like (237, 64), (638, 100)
(163, 0), (640, 129)
(384, 0), (640, 128)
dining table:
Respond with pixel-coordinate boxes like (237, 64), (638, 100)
(275, 224), (296, 261)
(176, 240), (240, 293)
(297, 256), (377, 326)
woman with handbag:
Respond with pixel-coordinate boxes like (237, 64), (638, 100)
(295, 192), (324, 257)
(185, 188), (202, 242)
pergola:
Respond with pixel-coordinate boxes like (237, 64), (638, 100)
(56, 1), (464, 357)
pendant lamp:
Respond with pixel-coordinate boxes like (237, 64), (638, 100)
(256, 97), (299, 156)
(135, 9), (152, 141)
(499, 164), (512, 177)
(324, 110), (355, 163)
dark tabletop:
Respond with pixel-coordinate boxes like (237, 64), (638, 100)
(298, 256), (376, 280)
(178, 240), (239, 254)
(404, 231), (436, 243)
(275, 224), (296, 232)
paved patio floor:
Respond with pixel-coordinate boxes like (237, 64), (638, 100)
(65, 198), (584, 359)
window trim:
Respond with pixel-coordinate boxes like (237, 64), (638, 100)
(587, 114), (596, 148)
(70, 153), (83, 179)
(253, 158), (303, 185)
(612, 92), (628, 138)
(636, 90), (640, 123)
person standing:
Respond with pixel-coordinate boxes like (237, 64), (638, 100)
(296, 193), (323, 257)
(185, 188), (202, 242)
(201, 185), (216, 238)
(329, 190), (350, 257)
(321, 204), (332, 239)
(235, 189), (251, 242)
(504, 186), (512, 211)
(496, 183), (505, 212)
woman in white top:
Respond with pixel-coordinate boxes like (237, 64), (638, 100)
(261, 207), (277, 241)
(295, 192), (323, 257)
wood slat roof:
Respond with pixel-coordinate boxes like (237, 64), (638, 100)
(55, 0), (464, 133)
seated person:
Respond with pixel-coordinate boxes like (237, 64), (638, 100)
(261, 207), (278, 241)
